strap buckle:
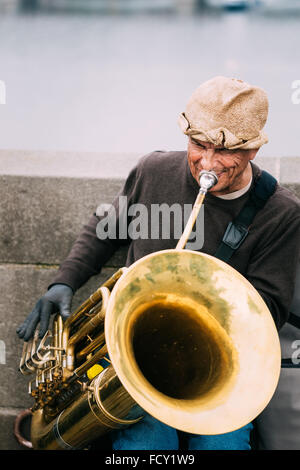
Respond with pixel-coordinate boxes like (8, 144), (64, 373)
(222, 221), (249, 250)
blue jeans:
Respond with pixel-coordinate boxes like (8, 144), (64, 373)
(111, 413), (253, 450)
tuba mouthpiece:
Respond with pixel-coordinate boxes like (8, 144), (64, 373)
(199, 170), (218, 192)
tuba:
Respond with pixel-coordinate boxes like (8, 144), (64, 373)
(19, 171), (281, 450)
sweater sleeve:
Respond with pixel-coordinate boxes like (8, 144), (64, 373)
(49, 162), (141, 292)
(245, 213), (300, 330)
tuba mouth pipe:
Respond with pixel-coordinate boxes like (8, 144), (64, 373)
(175, 170), (218, 251)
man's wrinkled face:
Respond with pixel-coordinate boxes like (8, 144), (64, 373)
(187, 138), (258, 196)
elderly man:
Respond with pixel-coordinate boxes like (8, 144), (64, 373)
(17, 76), (300, 450)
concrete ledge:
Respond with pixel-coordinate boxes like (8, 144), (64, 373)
(0, 150), (299, 449)
(0, 174), (126, 264)
(0, 149), (141, 179)
(279, 156), (300, 185)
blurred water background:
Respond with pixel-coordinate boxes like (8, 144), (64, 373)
(0, 0), (300, 158)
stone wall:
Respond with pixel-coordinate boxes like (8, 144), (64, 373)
(0, 150), (299, 450)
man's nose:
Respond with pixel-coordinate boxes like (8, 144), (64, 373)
(199, 149), (216, 170)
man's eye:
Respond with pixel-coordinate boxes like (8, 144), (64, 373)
(193, 141), (205, 148)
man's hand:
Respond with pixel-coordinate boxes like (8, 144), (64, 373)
(16, 284), (73, 342)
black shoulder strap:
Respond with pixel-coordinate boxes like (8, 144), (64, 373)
(214, 170), (277, 263)
(214, 170), (300, 343)
(288, 262), (300, 328)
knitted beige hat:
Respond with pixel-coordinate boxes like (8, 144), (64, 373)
(178, 76), (269, 150)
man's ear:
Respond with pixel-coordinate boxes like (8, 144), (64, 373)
(247, 149), (259, 161)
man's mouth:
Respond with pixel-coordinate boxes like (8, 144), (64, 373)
(194, 165), (230, 180)
(214, 169), (227, 177)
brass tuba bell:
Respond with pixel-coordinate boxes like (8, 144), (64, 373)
(105, 248), (281, 435)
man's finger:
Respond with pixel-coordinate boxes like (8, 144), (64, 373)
(16, 309), (37, 340)
(22, 303), (42, 342)
(60, 305), (71, 321)
(38, 299), (54, 339)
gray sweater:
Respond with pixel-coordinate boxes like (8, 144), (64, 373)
(51, 151), (300, 330)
